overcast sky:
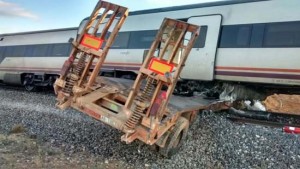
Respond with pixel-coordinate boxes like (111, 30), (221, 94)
(0, 0), (222, 34)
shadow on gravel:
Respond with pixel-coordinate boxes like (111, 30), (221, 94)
(0, 84), (55, 95)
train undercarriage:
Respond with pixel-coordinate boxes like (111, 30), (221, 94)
(22, 73), (58, 91)
(12, 69), (300, 105)
(174, 79), (300, 99)
(99, 71), (300, 106)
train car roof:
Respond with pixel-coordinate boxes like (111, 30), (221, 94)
(1, 0), (269, 37)
(0, 27), (78, 37)
(82, 0), (269, 20)
(129, 0), (269, 16)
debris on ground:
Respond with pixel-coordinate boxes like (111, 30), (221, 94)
(264, 94), (300, 115)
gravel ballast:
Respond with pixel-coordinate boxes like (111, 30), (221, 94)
(0, 87), (299, 169)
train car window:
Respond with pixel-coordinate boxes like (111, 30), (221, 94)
(128, 30), (157, 49)
(194, 26), (208, 48)
(12, 45), (26, 57)
(219, 24), (252, 48)
(96, 32), (111, 40)
(0, 46), (5, 56)
(177, 18), (188, 22)
(51, 43), (71, 56)
(24, 45), (34, 56)
(111, 32), (130, 49)
(0, 47), (5, 63)
(250, 24), (265, 47)
(31, 44), (50, 57)
(3, 46), (14, 57)
(263, 21), (300, 47)
(4, 45), (31, 57)
(95, 32), (111, 48)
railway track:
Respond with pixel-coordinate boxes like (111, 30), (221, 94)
(227, 116), (300, 128)
(227, 108), (300, 135)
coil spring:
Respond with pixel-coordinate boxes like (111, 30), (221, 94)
(124, 78), (156, 130)
(62, 53), (87, 95)
(62, 77), (76, 95)
(74, 53), (87, 76)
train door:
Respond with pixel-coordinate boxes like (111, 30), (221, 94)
(181, 15), (222, 80)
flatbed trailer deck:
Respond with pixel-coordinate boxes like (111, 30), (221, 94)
(72, 76), (230, 129)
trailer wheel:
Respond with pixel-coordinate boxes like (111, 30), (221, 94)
(159, 117), (189, 157)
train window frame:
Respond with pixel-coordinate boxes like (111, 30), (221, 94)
(24, 45), (34, 56)
(0, 46), (6, 56)
(13, 45), (27, 57)
(111, 32), (130, 49)
(263, 21), (300, 48)
(3, 46), (14, 57)
(31, 44), (50, 57)
(193, 26), (208, 48)
(128, 30), (157, 49)
(0, 46), (5, 63)
(219, 24), (252, 48)
(250, 24), (265, 48)
(50, 43), (71, 56)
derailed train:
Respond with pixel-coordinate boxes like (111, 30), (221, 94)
(0, 0), (299, 99)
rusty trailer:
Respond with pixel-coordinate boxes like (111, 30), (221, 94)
(54, 0), (230, 157)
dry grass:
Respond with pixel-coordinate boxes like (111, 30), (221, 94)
(9, 124), (26, 134)
(0, 133), (131, 169)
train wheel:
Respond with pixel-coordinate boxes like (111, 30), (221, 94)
(159, 117), (189, 158)
(24, 84), (36, 92)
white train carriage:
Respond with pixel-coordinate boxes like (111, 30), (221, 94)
(0, 28), (77, 90)
(78, 0), (300, 86)
(0, 0), (300, 95)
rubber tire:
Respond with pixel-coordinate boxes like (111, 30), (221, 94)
(159, 117), (189, 158)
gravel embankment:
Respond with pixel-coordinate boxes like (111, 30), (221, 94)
(0, 86), (299, 169)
